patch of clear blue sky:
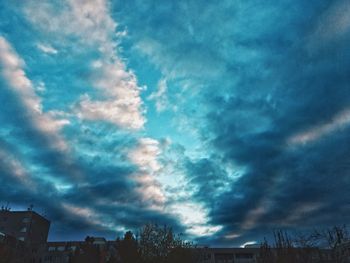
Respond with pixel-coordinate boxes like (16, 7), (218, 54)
(119, 30), (202, 154)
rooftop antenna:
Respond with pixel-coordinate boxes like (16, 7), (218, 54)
(1, 202), (11, 211)
(28, 204), (34, 211)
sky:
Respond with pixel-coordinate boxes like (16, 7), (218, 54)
(0, 0), (350, 246)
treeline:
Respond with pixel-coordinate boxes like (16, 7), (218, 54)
(1, 223), (349, 263)
(257, 225), (350, 263)
(71, 223), (202, 263)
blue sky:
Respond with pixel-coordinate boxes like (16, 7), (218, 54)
(0, 0), (350, 246)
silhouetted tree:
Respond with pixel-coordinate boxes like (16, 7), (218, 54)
(257, 230), (297, 263)
(273, 229), (297, 263)
(257, 226), (350, 263)
(293, 231), (321, 263)
(118, 231), (140, 263)
(167, 243), (202, 263)
(257, 238), (274, 263)
(312, 225), (350, 262)
(138, 223), (174, 263)
(131, 223), (200, 263)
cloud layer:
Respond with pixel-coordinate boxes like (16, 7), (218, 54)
(1, 0), (350, 246)
(115, 0), (350, 245)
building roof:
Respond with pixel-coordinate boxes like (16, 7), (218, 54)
(0, 210), (50, 223)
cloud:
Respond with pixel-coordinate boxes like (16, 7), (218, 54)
(0, 1), (184, 241)
(61, 202), (123, 233)
(309, 0), (350, 45)
(128, 138), (162, 173)
(76, 60), (145, 130)
(128, 137), (166, 208)
(37, 43), (58, 54)
(25, 0), (145, 130)
(168, 201), (223, 237)
(148, 78), (169, 112)
(0, 36), (69, 151)
(0, 36), (41, 112)
(77, 93), (144, 130)
(287, 108), (350, 146)
(115, 0), (350, 245)
(24, 0), (117, 54)
(0, 147), (37, 190)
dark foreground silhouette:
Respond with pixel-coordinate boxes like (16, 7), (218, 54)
(1, 223), (350, 263)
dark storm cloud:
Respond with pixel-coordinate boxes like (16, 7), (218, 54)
(199, 1), (350, 244)
(184, 157), (231, 203)
(113, 0), (350, 245)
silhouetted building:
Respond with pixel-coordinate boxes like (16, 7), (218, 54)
(199, 247), (334, 263)
(0, 231), (30, 263)
(336, 241), (350, 263)
(43, 241), (82, 263)
(200, 247), (258, 263)
(0, 209), (50, 245)
(43, 237), (118, 263)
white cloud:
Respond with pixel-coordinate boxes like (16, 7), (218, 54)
(0, 148), (37, 190)
(168, 201), (223, 237)
(35, 81), (46, 92)
(25, 0), (117, 55)
(37, 43), (58, 54)
(0, 37), (41, 112)
(308, 0), (350, 48)
(61, 202), (122, 232)
(148, 78), (169, 112)
(77, 93), (144, 130)
(288, 108), (350, 146)
(128, 138), (166, 208)
(128, 138), (162, 173)
(0, 36), (69, 151)
(77, 60), (145, 130)
(25, 0), (145, 130)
